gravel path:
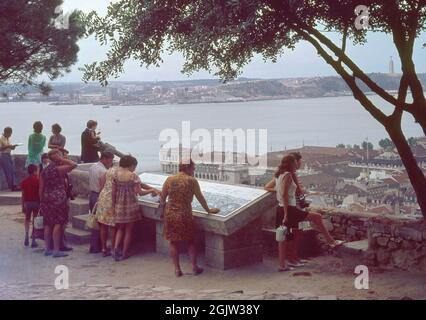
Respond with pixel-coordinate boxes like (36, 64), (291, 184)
(1, 205), (425, 300)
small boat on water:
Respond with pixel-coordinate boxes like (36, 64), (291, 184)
(103, 105), (110, 109)
(115, 119), (120, 123)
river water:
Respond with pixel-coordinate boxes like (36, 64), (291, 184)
(0, 95), (423, 171)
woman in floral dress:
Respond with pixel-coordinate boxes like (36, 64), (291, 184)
(95, 166), (117, 257)
(160, 159), (220, 277)
(111, 156), (160, 261)
(39, 149), (77, 258)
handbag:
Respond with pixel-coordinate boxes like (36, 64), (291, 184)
(34, 210), (44, 230)
(276, 225), (288, 242)
(86, 203), (100, 230)
(296, 194), (310, 209)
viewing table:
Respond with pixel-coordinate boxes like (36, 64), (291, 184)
(138, 173), (277, 270)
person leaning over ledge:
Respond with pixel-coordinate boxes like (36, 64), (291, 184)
(160, 159), (220, 278)
(111, 155), (161, 261)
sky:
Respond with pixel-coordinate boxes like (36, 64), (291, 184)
(56, 0), (426, 83)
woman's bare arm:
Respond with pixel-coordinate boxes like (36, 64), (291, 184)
(264, 178), (276, 192)
(193, 179), (219, 214)
(56, 157), (78, 176)
(159, 179), (169, 205)
(282, 174), (292, 224)
(141, 182), (161, 196)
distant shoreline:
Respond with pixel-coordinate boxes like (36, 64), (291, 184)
(1, 91), (384, 107)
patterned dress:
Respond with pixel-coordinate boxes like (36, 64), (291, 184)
(95, 167), (116, 227)
(163, 172), (203, 242)
(39, 162), (69, 226)
(112, 168), (142, 224)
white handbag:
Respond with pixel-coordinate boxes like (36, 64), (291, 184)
(276, 225), (288, 242)
(86, 203), (100, 230)
(34, 210), (44, 230)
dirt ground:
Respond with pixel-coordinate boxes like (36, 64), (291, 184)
(0, 205), (425, 300)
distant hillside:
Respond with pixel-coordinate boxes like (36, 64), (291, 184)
(2, 73), (425, 103)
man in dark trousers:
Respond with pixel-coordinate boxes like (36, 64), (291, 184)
(81, 120), (101, 163)
(88, 151), (114, 253)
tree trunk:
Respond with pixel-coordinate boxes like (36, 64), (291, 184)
(411, 107), (426, 137)
(386, 123), (426, 219)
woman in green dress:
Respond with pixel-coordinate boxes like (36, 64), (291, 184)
(25, 121), (46, 168)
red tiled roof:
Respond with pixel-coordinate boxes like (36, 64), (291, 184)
(368, 205), (393, 214)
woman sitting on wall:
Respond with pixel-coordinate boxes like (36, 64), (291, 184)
(267, 154), (343, 272)
(48, 123), (67, 153)
(160, 159), (220, 277)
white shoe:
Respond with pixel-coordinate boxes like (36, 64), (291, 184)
(288, 261), (305, 268)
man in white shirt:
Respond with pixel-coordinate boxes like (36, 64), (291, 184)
(0, 127), (20, 191)
(88, 151), (114, 253)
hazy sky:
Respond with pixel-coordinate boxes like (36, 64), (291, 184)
(57, 0), (426, 83)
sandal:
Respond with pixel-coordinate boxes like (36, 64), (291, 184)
(113, 250), (122, 262)
(193, 266), (204, 275)
(175, 270), (183, 277)
(287, 261), (305, 268)
(102, 250), (111, 257)
(329, 240), (345, 249)
(278, 266), (295, 272)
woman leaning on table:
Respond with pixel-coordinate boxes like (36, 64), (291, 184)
(160, 159), (220, 277)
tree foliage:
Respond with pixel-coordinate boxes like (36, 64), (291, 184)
(0, 0), (85, 88)
(82, 0), (426, 217)
(379, 138), (396, 150)
(362, 141), (374, 151)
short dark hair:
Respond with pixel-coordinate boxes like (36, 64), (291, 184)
(3, 127), (12, 135)
(27, 164), (38, 175)
(290, 152), (302, 161)
(33, 121), (43, 133)
(101, 151), (114, 160)
(52, 123), (62, 134)
(87, 120), (98, 129)
(119, 155), (138, 168)
(41, 153), (49, 160)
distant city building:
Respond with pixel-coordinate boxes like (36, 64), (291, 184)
(106, 87), (119, 100)
(389, 56), (395, 75)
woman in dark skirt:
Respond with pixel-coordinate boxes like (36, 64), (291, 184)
(39, 149), (77, 258)
(268, 155), (343, 272)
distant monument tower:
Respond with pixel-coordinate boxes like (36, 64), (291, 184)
(389, 56), (395, 75)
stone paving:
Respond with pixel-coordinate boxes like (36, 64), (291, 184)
(0, 283), (337, 300)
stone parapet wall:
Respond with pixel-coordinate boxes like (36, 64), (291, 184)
(318, 209), (374, 242)
(367, 215), (426, 272)
(0, 154), (81, 190)
(263, 206), (425, 272)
